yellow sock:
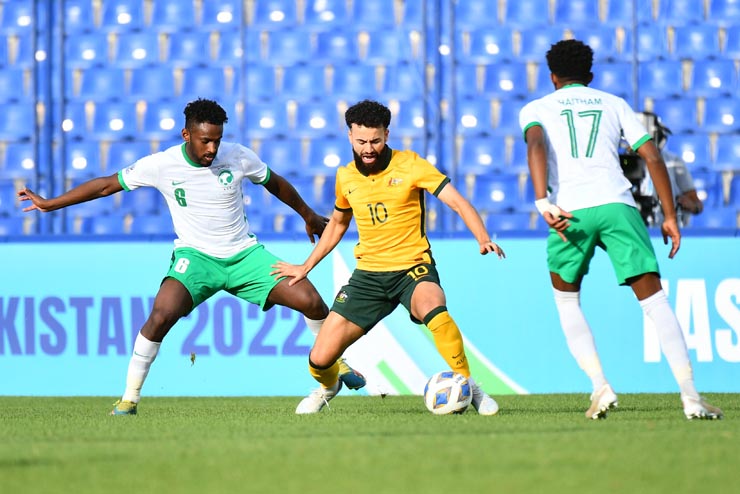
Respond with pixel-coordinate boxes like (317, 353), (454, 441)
(425, 308), (470, 377)
(309, 358), (340, 388)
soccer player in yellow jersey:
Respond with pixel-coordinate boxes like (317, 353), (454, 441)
(272, 100), (506, 414)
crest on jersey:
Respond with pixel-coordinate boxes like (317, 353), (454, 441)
(388, 177), (403, 186)
(218, 170), (234, 187)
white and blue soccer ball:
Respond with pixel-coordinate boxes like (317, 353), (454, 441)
(423, 371), (472, 415)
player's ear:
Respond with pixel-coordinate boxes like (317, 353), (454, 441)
(586, 72), (594, 85)
(182, 128), (190, 142)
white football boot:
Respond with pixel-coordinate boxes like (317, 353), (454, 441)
(682, 395), (723, 420)
(469, 377), (500, 416)
(586, 384), (618, 420)
(295, 380), (343, 414)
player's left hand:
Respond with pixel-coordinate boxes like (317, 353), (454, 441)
(270, 261), (309, 286)
(480, 241), (505, 259)
(304, 212), (330, 243)
(661, 216), (681, 259)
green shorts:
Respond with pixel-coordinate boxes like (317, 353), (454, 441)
(547, 203), (660, 285)
(166, 244), (283, 312)
(331, 262), (442, 332)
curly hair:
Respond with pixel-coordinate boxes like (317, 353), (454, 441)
(546, 39), (593, 82)
(345, 99), (392, 129)
(183, 98), (228, 129)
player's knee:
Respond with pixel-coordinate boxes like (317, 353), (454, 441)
(308, 354), (333, 370)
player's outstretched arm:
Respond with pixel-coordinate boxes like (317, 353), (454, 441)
(271, 208), (352, 286)
(18, 173), (123, 213)
(262, 170), (328, 243)
(436, 183), (505, 258)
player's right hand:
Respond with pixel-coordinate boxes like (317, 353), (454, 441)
(17, 187), (50, 213)
(270, 261), (310, 286)
(543, 208), (573, 242)
(661, 216), (681, 259)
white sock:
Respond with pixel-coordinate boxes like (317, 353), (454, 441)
(121, 332), (161, 403)
(639, 290), (699, 400)
(553, 289), (608, 392)
(303, 316), (326, 337)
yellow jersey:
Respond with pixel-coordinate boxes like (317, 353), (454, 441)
(335, 148), (450, 271)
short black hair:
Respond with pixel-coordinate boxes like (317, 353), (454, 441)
(546, 39), (593, 82)
(183, 98), (228, 129)
(345, 99), (391, 129)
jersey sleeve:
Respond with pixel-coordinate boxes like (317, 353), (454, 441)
(118, 154), (159, 191)
(618, 99), (651, 150)
(334, 167), (351, 210)
(519, 101), (541, 140)
(239, 145), (270, 185)
(412, 153), (449, 196)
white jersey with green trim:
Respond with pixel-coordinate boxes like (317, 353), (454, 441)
(519, 84), (650, 211)
(118, 142), (269, 258)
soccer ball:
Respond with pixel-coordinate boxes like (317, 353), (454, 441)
(423, 371), (472, 415)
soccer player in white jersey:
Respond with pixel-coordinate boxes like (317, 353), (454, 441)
(519, 40), (722, 420)
(18, 98), (365, 415)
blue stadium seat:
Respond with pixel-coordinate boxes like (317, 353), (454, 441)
(303, 0), (350, 31)
(495, 100), (526, 138)
(482, 63), (529, 99)
(352, 0), (397, 28)
(129, 67), (176, 101)
(517, 27), (565, 62)
(723, 25), (740, 60)
(129, 213), (174, 235)
(385, 63), (428, 99)
(461, 27), (515, 64)
(691, 170), (722, 208)
(458, 136), (508, 175)
(729, 173), (740, 206)
(0, 67), (30, 103)
(666, 133), (712, 169)
(281, 65), (328, 101)
(216, 30), (247, 65)
(265, 30), (313, 65)
(672, 25), (721, 60)
(314, 31), (359, 64)
(257, 138), (304, 175)
(113, 32), (162, 68)
(637, 60), (684, 99)
(471, 174), (522, 212)
(100, 0), (145, 32)
(531, 63), (555, 97)
(180, 67), (232, 100)
(503, 0), (550, 27)
(591, 62), (636, 102)
(650, 98), (699, 134)
(703, 97), (740, 133)
(486, 211), (533, 232)
(455, 64), (482, 98)
(107, 140), (152, 171)
(167, 32), (213, 68)
(687, 207), (738, 229)
(0, 103), (35, 141)
(119, 187), (164, 216)
(250, 0), (299, 30)
(362, 30), (416, 65)
(509, 138), (529, 172)
(142, 100), (185, 141)
(244, 64), (276, 102)
(64, 0), (96, 33)
(293, 101), (343, 138)
(570, 27), (620, 62)
(0, 216), (25, 235)
(64, 140), (102, 179)
(91, 102), (139, 140)
(456, 98), (492, 136)
(244, 101), (289, 139)
(0, 181), (18, 216)
(201, 0), (243, 31)
(89, 214), (128, 235)
(658, 0), (706, 25)
(1, 141), (36, 180)
(61, 102), (90, 140)
(64, 33), (109, 68)
(0, 1), (34, 34)
(707, 0), (740, 27)
(75, 67), (127, 101)
(688, 59), (737, 98)
(307, 136), (349, 174)
(394, 99), (430, 138)
(620, 24), (668, 62)
(331, 63), (383, 100)
(713, 135), (740, 171)
(455, 0), (498, 29)
(553, 0), (600, 26)
(602, 0), (654, 26)
(149, 0), (197, 32)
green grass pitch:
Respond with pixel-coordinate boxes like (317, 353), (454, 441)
(1, 393), (737, 494)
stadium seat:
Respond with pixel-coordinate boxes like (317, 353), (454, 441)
(307, 136), (349, 175)
(481, 62), (529, 99)
(64, 0), (96, 33)
(201, 0), (243, 31)
(650, 98), (699, 134)
(280, 65), (328, 102)
(687, 206), (738, 229)
(256, 138), (304, 175)
(293, 101), (343, 138)
(703, 97), (740, 133)
(569, 27), (620, 62)
(353, 0), (397, 27)
(107, 140), (152, 170)
(314, 31), (359, 64)
(394, 99), (430, 138)
(64, 140), (102, 179)
(688, 59), (737, 98)
(471, 174), (522, 212)
(142, 100), (185, 141)
(620, 24), (668, 62)
(509, 138), (529, 172)
(486, 211), (533, 232)
(691, 170), (722, 208)
(602, 0), (654, 26)
(89, 214), (128, 235)
(461, 27), (515, 64)
(113, 32), (162, 68)
(180, 67), (232, 100)
(712, 135), (740, 171)
(637, 60), (684, 99)
(90, 102), (139, 140)
(455, 98), (492, 136)
(265, 30), (313, 65)
(0, 67), (30, 103)
(458, 136), (508, 175)
(249, 0), (299, 30)
(723, 25), (740, 60)
(384, 63), (428, 99)
(331, 63), (383, 100)
(244, 64), (276, 102)
(517, 27), (565, 62)
(244, 101), (289, 139)
(0, 216), (25, 235)
(75, 67), (127, 101)
(167, 32), (213, 68)
(0, 181), (19, 216)
(658, 0), (706, 25)
(495, 100), (526, 137)
(454, 0), (498, 29)
(503, 0), (550, 27)
(672, 25), (721, 61)
(729, 173), (740, 206)
(64, 33), (109, 68)
(119, 187), (164, 216)
(707, 0), (740, 27)
(553, 0), (600, 26)
(303, 0), (350, 31)
(666, 133), (712, 169)
(590, 62), (636, 102)
(129, 213), (174, 235)
(0, 141), (36, 180)
(0, 1), (34, 34)
(129, 67), (176, 101)
(149, 0), (197, 32)
(100, 0), (145, 32)
(531, 64), (555, 97)
(0, 103), (35, 141)
(362, 30), (416, 65)
(455, 64), (483, 99)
